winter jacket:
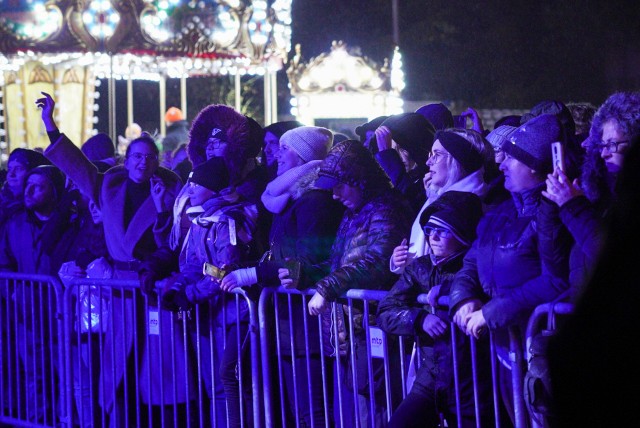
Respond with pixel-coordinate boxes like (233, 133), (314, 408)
(377, 253), (493, 423)
(0, 185), (23, 236)
(258, 188), (343, 289)
(315, 188), (413, 301)
(161, 120), (190, 153)
(538, 194), (608, 299)
(448, 185), (570, 359)
(0, 203), (81, 276)
(257, 174), (344, 356)
(176, 191), (259, 326)
(45, 132), (182, 263)
(375, 148), (425, 215)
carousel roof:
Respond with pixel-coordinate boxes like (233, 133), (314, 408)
(0, 0), (292, 78)
(286, 41), (404, 95)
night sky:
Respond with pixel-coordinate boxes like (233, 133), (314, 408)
(99, 0), (640, 134)
(290, 0), (640, 108)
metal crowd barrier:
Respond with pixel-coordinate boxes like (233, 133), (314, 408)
(0, 273), (66, 428)
(259, 287), (575, 428)
(0, 273), (574, 428)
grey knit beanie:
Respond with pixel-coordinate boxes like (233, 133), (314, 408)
(502, 114), (564, 173)
(280, 126), (333, 163)
(486, 125), (517, 151)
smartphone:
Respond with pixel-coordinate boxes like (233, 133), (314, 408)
(551, 142), (565, 172)
(202, 262), (227, 280)
(453, 114), (467, 129)
(283, 259), (301, 289)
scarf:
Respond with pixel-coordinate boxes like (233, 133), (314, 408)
(169, 183), (191, 250)
(390, 169), (488, 274)
(260, 161), (321, 214)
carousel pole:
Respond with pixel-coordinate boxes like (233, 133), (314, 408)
(180, 75), (187, 119)
(270, 70), (277, 124)
(108, 55), (116, 144)
(127, 75), (133, 128)
(159, 75), (166, 137)
(263, 68), (271, 126)
(235, 72), (241, 113)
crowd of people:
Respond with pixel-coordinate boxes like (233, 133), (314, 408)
(0, 90), (638, 427)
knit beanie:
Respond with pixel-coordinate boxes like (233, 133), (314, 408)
(280, 126), (333, 163)
(419, 191), (483, 246)
(415, 103), (454, 130)
(26, 165), (66, 202)
(494, 115), (522, 129)
(502, 114), (563, 174)
(264, 120), (304, 140)
(316, 140), (392, 192)
(189, 157), (230, 193)
(355, 115), (388, 140)
(8, 148), (50, 170)
(380, 112), (436, 166)
(435, 131), (484, 173)
(521, 100), (576, 136)
(486, 125), (517, 151)
(81, 133), (115, 161)
(165, 107), (184, 123)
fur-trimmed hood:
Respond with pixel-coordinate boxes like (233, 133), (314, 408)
(291, 168), (320, 200)
(188, 105), (263, 185)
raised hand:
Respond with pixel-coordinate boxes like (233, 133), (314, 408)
(391, 238), (411, 269)
(35, 91), (58, 132)
(375, 125), (393, 152)
(150, 175), (167, 212)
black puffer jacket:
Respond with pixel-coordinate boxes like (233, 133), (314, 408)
(315, 188), (413, 300)
(314, 140), (414, 301)
(377, 253), (494, 423)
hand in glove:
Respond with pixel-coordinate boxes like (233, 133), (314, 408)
(139, 270), (158, 296)
(161, 286), (191, 312)
(220, 267), (257, 292)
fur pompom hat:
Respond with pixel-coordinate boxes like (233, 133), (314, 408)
(188, 104), (256, 185)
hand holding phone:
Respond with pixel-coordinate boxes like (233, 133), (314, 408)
(551, 142), (565, 172)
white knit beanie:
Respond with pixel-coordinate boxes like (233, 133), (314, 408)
(280, 126), (333, 162)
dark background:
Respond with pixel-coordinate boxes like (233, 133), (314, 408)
(97, 0), (640, 135)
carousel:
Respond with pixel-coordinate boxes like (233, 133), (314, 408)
(0, 0), (292, 162)
(286, 41), (405, 135)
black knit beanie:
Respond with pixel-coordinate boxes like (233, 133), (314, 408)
(189, 157), (230, 192)
(435, 131), (484, 173)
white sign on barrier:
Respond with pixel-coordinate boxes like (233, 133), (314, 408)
(148, 310), (160, 335)
(369, 327), (384, 358)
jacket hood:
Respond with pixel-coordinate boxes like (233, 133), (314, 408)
(188, 105), (263, 185)
(316, 140), (392, 198)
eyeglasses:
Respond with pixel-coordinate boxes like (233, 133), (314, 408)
(207, 139), (228, 149)
(427, 150), (450, 164)
(598, 140), (629, 153)
(128, 153), (158, 161)
(422, 226), (453, 238)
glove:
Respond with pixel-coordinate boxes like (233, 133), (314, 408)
(161, 287), (191, 312)
(226, 268), (258, 288)
(139, 270), (158, 296)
